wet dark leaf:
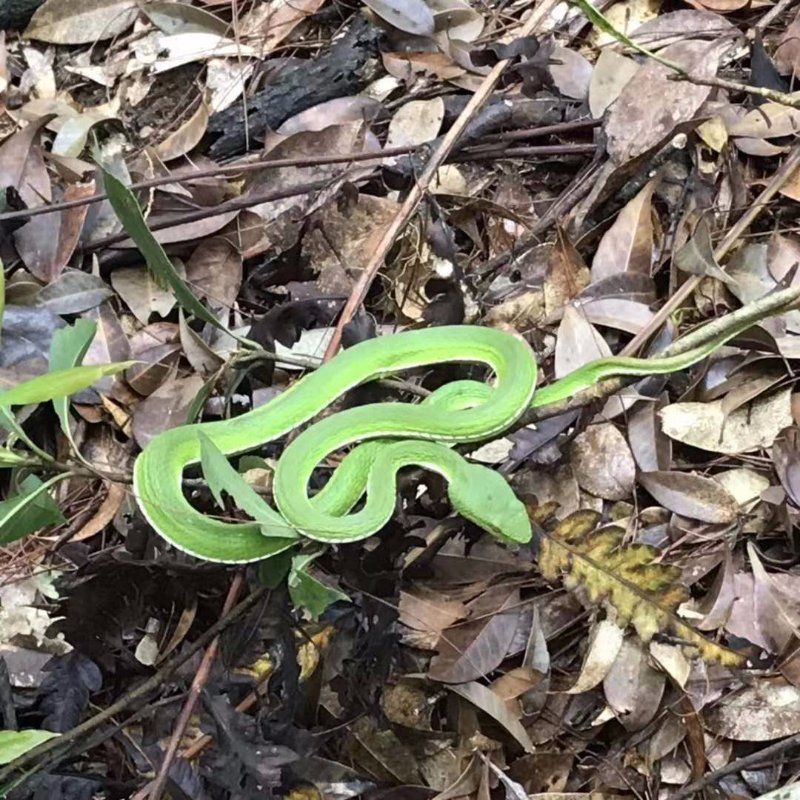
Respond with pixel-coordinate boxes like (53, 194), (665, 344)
(37, 652), (101, 732)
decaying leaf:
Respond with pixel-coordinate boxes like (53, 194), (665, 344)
(537, 509), (745, 666)
(660, 387), (792, 454)
(638, 470), (738, 523)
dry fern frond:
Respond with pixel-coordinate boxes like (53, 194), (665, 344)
(534, 508), (745, 667)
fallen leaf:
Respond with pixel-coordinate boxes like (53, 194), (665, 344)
(605, 39), (731, 164)
(73, 482), (125, 541)
(638, 471), (738, 523)
(25, 0), (138, 44)
(567, 619), (624, 693)
(592, 181), (657, 280)
(775, 12), (800, 77)
(154, 98), (209, 161)
(706, 679), (800, 740)
(554, 306), (612, 378)
(14, 182), (95, 283)
(36, 270), (113, 314)
(143, 1), (228, 35)
(110, 265), (181, 324)
(588, 50), (639, 118)
(386, 97), (445, 149)
(660, 387), (793, 454)
(549, 46), (592, 101)
(429, 584), (520, 683)
(447, 681), (534, 752)
(184, 237), (242, 312)
(570, 423), (636, 501)
(239, 0), (327, 55)
(362, 0), (435, 36)
(603, 639), (666, 730)
(131, 374), (205, 448)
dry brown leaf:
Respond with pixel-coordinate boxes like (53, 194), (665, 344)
(399, 587), (467, 649)
(603, 639), (666, 731)
(706, 679), (800, 740)
(0, 118), (51, 208)
(239, 0), (327, 55)
(25, 0), (138, 44)
(386, 97), (445, 149)
(638, 471), (738, 523)
(570, 423), (636, 501)
(567, 619), (624, 693)
(588, 50), (639, 119)
(591, 181), (656, 280)
(429, 584), (520, 684)
(554, 306), (611, 379)
(110, 265), (179, 324)
(548, 46), (592, 101)
(131, 374), (205, 448)
(154, 99), (209, 161)
(605, 39), (731, 164)
(775, 12), (800, 77)
(660, 387), (793, 454)
(14, 181), (94, 283)
(446, 681), (534, 752)
(73, 482), (126, 541)
(184, 238), (242, 312)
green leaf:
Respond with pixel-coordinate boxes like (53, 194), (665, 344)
(102, 170), (236, 336)
(0, 729), (59, 765)
(198, 433), (298, 539)
(257, 548), (293, 588)
(0, 362), (134, 407)
(0, 450), (33, 467)
(0, 408), (43, 456)
(288, 552), (349, 620)
(49, 319), (97, 441)
(0, 475), (67, 545)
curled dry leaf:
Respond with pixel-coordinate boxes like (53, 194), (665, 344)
(659, 387), (793, 454)
(638, 471), (738, 523)
(238, 0), (328, 56)
(567, 618), (624, 693)
(591, 181), (656, 281)
(570, 423), (636, 501)
(153, 99), (209, 162)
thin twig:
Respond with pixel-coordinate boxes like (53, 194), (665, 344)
(620, 143), (800, 356)
(0, 585), (269, 786)
(671, 732), (800, 799)
(148, 572), (245, 800)
(0, 120), (599, 224)
(321, 0), (563, 362)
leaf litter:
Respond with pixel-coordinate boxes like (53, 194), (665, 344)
(2, 0), (800, 796)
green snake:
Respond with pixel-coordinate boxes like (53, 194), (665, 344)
(133, 318), (758, 563)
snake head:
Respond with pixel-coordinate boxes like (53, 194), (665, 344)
(449, 464), (532, 545)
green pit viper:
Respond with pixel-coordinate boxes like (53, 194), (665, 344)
(134, 311), (766, 563)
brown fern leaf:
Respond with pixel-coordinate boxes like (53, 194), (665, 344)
(535, 508), (744, 667)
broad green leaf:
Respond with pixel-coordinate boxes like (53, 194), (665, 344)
(0, 729), (59, 765)
(0, 475), (67, 545)
(288, 552), (349, 620)
(257, 548), (293, 588)
(0, 362), (134, 407)
(199, 433), (298, 539)
(49, 319), (97, 441)
(102, 170), (235, 335)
